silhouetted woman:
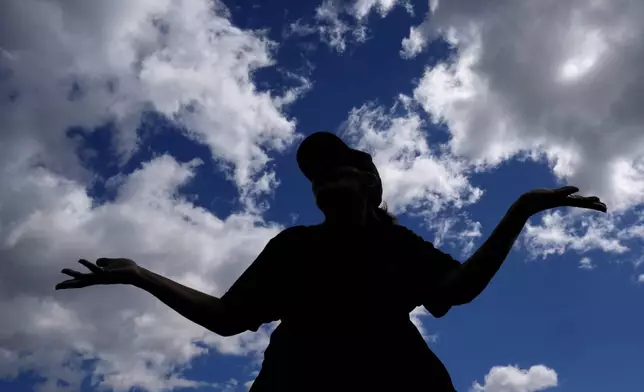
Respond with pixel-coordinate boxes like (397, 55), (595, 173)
(56, 132), (607, 391)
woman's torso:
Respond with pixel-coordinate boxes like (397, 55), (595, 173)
(250, 223), (456, 391)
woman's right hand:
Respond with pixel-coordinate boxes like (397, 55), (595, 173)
(55, 258), (142, 290)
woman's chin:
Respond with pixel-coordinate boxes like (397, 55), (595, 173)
(317, 197), (365, 218)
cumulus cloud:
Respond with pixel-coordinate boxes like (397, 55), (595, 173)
(0, 0), (305, 390)
(520, 210), (644, 265)
(340, 97), (483, 255)
(406, 0), (644, 212)
(522, 212), (629, 258)
(397, 0), (644, 260)
(471, 365), (558, 392)
(0, 155), (283, 391)
(289, 0), (412, 52)
(1, 0), (307, 203)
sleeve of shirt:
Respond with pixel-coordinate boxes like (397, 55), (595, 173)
(220, 226), (299, 332)
(397, 226), (463, 318)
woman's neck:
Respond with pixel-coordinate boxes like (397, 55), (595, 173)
(323, 206), (381, 228)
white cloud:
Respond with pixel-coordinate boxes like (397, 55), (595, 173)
(289, 0), (412, 52)
(401, 24), (429, 59)
(400, 0), (438, 59)
(471, 365), (558, 392)
(410, 306), (438, 343)
(352, 0), (407, 20)
(0, 0), (306, 390)
(396, 0), (644, 264)
(637, 274), (644, 283)
(519, 210), (644, 263)
(424, 214), (481, 257)
(341, 98), (482, 213)
(579, 257), (595, 270)
(1, 0), (306, 203)
(244, 371), (260, 390)
(213, 378), (240, 392)
(0, 156), (283, 391)
(289, 1), (357, 53)
(407, 0), (644, 214)
(341, 97), (483, 255)
(522, 211), (630, 259)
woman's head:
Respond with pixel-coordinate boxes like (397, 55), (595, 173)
(312, 172), (397, 226)
(296, 132), (396, 225)
(311, 165), (378, 220)
(297, 132), (383, 204)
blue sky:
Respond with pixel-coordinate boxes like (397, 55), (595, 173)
(1, 0), (644, 391)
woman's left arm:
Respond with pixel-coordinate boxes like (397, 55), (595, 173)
(443, 186), (606, 306)
(442, 201), (528, 306)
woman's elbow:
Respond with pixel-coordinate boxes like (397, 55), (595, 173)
(451, 293), (476, 306)
(445, 284), (479, 306)
(442, 271), (483, 306)
(213, 325), (243, 337)
(207, 319), (247, 337)
(203, 305), (247, 337)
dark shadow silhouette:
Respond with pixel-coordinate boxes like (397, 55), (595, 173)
(56, 131), (607, 392)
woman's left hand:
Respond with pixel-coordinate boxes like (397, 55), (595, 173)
(515, 186), (607, 218)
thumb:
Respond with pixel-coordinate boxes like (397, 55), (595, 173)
(96, 258), (112, 267)
(556, 186), (579, 196)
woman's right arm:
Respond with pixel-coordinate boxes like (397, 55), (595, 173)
(135, 227), (292, 334)
(56, 258), (245, 337)
(133, 267), (243, 337)
(57, 228), (297, 336)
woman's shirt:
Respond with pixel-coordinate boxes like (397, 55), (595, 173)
(221, 223), (462, 391)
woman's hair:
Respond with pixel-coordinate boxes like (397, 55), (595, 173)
(372, 202), (398, 225)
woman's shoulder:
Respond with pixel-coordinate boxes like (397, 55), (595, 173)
(274, 223), (423, 243)
(273, 224), (322, 241)
(383, 223), (423, 241)
(266, 225), (324, 255)
(279, 223), (417, 234)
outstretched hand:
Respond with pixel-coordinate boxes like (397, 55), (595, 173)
(515, 186), (607, 218)
(55, 258), (141, 290)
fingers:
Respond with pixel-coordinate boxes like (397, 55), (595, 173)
(61, 268), (86, 278)
(565, 197), (607, 212)
(568, 195), (599, 202)
(96, 258), (110, 267)
(78, 259), (102, 273)
(57, 259), (111, 290)
(55, 278), (93, 290)
(593, 202), (608, 212)
(557, 186), (580, 195)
